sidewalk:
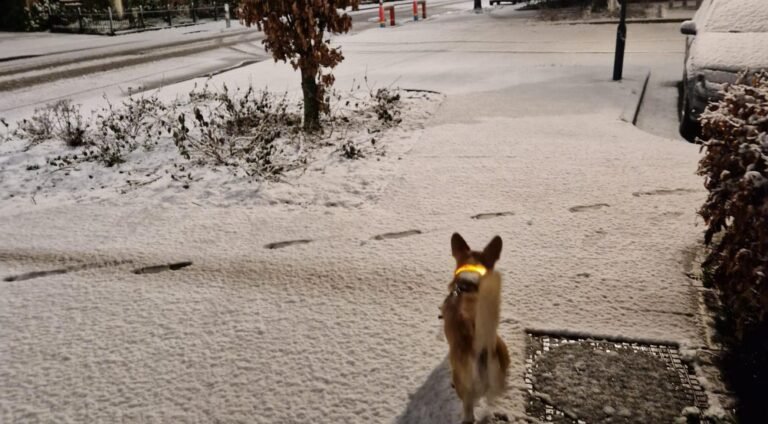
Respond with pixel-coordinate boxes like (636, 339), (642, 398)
(0, 9), (712, 424)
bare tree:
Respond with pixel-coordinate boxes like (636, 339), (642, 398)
(240, 0), (360, 132)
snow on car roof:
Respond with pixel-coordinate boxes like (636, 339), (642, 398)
(704, 0), (768, 33)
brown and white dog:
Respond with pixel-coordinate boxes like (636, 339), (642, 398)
(441, 233), (510, 423)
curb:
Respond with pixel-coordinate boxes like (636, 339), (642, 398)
(554, 17), (690, 25)
(618, 69), (651, 125)
(633, 71), (651, 125)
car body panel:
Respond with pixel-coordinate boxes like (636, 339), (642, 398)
(681, 0), (768, 123)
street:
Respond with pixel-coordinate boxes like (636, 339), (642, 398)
(0, 0), (468, 117)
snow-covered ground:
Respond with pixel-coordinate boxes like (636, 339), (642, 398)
(0, 8), (709, 424)
(0, 88), (443, 209)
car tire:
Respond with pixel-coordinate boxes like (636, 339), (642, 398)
(679, 85), (700, 142)
(680, 111), (699, 143)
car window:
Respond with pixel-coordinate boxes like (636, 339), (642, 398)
(704, 0), (768, 33)
(692, 0), (712, 25)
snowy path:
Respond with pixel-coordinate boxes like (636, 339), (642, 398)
(0, 10), (705, 424)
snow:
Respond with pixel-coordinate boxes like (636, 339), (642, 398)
(687, 33), (768, 75)
(685, 0), (768, 76)
(704, 0), (768, 33)
(0, 11), (710, 424)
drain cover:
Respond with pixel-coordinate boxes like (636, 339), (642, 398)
(525, 333), (707, 423)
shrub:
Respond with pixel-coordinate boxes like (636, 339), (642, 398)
(24, 0), (59, 31)
(697, 71), (768, 422)
(89, 94), (170, 166)
(1, 117), (11, 143)
(15, 106), (55, 145)
(15, 100), (90, 148)
(172, 84), (302, 178)
(96, 94), (168, 148)
(51, 100), (91, 147)
(372, 88), (402, 125)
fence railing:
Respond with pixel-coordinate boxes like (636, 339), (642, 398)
(51, 3), (232, 35)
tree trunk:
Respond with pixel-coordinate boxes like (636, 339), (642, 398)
(301, 69), (320, 132)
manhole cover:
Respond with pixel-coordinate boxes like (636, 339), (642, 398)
(525, 334), (707, 423)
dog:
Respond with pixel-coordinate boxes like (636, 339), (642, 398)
(441, 233), (510, 423)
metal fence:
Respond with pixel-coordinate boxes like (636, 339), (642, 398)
(51, 3), (231, 35)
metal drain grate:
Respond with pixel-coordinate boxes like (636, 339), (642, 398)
(525, 333), (708, 423)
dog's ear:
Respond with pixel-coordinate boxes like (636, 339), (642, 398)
(451, 233), (471, 262)
(481, 236), (502, 269)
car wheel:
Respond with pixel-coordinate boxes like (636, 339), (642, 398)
(679, 85), (700, 142)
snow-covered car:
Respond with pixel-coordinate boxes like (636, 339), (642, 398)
(679, 0), (768, 140)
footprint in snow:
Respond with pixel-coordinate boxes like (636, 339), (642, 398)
(4, 259), (132, 282)
(372, 229), (422, 240)
(132, 261), (193, 274)
(471, 211), (515, 220)
(264, 239), (313, 250)
(568, 203), (610, 213)
(3, 268), (69, 282)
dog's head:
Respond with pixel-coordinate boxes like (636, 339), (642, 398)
(449, 233), (502, 289)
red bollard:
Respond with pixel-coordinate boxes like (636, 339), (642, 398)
(389, 6), (395, 26)
(413, 0), (418, 21)
(422, 1), (427, 19)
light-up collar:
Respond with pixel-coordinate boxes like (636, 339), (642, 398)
(454, 264), (487, 277)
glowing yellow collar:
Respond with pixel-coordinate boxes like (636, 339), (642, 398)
(454, 264), (487, 277)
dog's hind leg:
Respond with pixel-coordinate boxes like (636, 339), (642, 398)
(452, 368), (476, 423)
(461, 397), (475, 424)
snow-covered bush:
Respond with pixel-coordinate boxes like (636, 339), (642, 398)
(698, 71), (768, 334)
(0, 118), (10, 142)
(8, 81), (409, 188)
(24, 0), (60, 31)
(16, 100), (90, 148)
(697, 71), (768, 422)
(89, 94), (171, 166)
(172, 84), (302, 178)
(372, 88), (402, 125)
(96, 95), (168, 149)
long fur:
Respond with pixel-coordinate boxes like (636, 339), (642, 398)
(474, 270), (505, 397)
(474, 270), (501, 356)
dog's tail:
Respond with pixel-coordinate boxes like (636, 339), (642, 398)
(474, 270), (501, 355)
(474, 270), (505, 396)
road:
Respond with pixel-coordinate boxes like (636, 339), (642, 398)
(0, 0), (467, 116)
(633, 53), (687, 141)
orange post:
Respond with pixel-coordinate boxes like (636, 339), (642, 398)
(379, 0), (385, 27)
(413, 0), (418, 20)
